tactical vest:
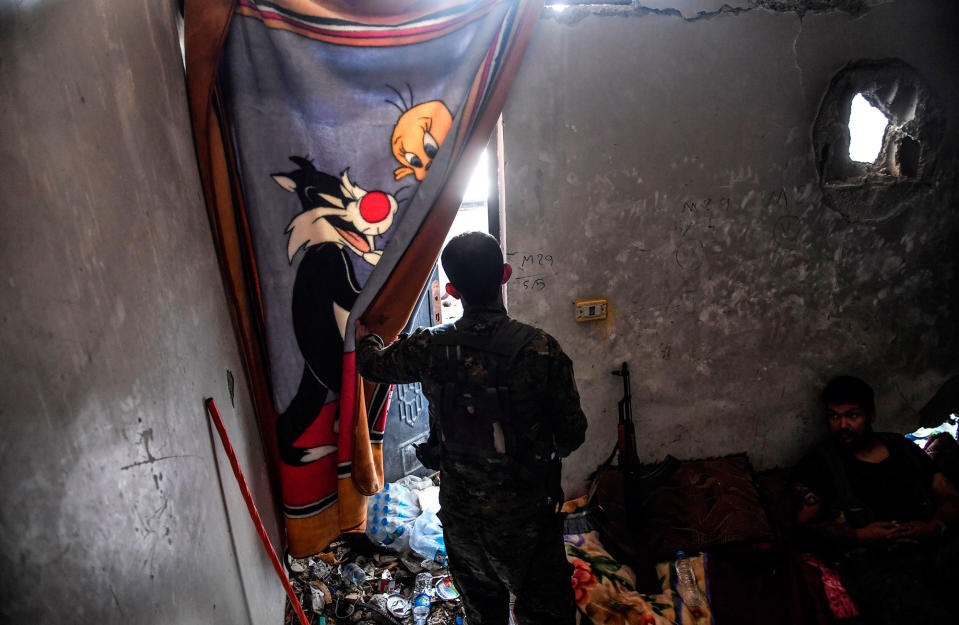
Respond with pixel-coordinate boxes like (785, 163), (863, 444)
(428, 318), (560, 495)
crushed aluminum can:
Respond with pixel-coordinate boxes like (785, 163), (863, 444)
(385, 595), (411, 618)
(288, 554), (310, 574)
(420, 558), (444, 572)
(309, 558), (331, 581)
(434, 576), (460, 601)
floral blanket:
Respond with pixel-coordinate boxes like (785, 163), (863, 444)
(564, 510), (713, 625)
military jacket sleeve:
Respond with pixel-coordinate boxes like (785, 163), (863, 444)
(355, 329), (432, 385)
(543, 337), (587, 457)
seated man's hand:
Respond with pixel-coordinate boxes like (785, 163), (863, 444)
(853, 520), (901, 543)
(890, 519), (942, 544)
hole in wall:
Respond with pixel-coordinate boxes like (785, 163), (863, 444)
(812, 58), (944, 222)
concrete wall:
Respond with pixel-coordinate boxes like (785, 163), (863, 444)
(0, 1), (284, 623)
(504, 0), (959, 492)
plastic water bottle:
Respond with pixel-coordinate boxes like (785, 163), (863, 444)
(674, 550), (701, 607)
(340, 562), (367, 587)
(412, 571), (432, 624)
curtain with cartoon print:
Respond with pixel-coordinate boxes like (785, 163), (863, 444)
(185, 0), (543, 557)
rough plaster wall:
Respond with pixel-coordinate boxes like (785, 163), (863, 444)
(504, 0), (959, 493)
(0, 1), (284, 623)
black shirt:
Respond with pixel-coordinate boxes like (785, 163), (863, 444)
(795, 434), (937, 525)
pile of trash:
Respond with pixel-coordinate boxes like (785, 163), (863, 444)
(284, 475), (465, 625)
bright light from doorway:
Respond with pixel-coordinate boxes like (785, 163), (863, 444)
(848, 93), (889, 163)
(461, 151), (489, 204)
(439, 150), (492, 323)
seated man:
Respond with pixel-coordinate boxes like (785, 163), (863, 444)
(794, 375), (959, 624)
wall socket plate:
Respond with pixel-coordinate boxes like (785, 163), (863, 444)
(574, 298), (608, 322)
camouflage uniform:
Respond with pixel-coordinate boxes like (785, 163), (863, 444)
(356, 304), (587, 625)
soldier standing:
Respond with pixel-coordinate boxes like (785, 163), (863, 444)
(356, 231), (587, 625)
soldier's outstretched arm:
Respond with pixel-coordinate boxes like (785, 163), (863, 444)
(548, 345), (588, 457)
(355, 327), (431, 385)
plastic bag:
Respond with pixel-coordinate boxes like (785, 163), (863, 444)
(366, 482), (421, 553)
(409, 506), (446, 566)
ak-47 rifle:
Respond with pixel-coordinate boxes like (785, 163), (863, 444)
(613, 362), (640, 468)
(571, 361), (680, 592)
(592, 361), (678, 499)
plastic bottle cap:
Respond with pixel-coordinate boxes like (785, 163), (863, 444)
(677, 550), (686, 557)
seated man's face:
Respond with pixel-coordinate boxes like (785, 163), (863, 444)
(826, 402), (873, 449)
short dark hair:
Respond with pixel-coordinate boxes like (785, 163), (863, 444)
(441, 231), (503, 304)
(822, 375), (875, 415)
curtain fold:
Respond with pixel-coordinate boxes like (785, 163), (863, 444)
(185, 0), (543, 557)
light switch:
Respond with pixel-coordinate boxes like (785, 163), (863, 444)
(574, 298), (608, 322)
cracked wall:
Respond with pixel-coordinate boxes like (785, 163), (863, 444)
(505, 0), (959, 491)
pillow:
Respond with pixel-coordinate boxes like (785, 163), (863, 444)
(753, 468), (798, 535)
(641, 454), (776, 560)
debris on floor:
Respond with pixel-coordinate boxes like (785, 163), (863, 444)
(284, 476), (465, 625)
